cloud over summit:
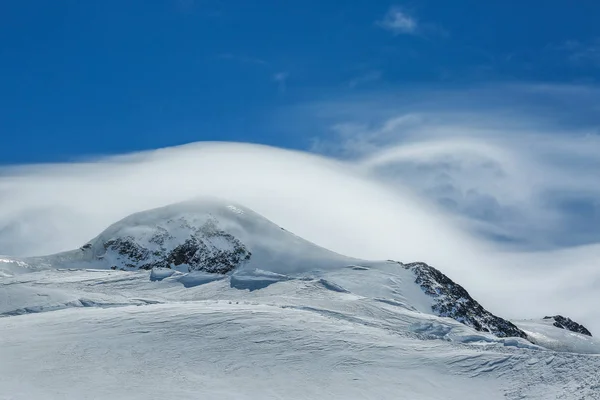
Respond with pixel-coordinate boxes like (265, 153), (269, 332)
(1, 83), (599, 335)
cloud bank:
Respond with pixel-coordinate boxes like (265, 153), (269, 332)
(307, 84), (600, 250)
(0, 83), (599, 334)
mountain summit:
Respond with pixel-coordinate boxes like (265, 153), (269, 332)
(5, 198), (591, 344)
(60, 198), (353, 274)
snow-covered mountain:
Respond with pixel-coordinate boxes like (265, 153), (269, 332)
(25, 199), (354, 274)
(1, 198), (599, 399)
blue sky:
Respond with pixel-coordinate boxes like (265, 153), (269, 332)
(1, 0), (600, 163)
(2, 1), (600, 253)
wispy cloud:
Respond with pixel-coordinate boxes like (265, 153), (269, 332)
(377, 6), (418, 35)
(273, 72), (289, 92)
(306, 83), (600, 252)
(554, 39), (600, 67)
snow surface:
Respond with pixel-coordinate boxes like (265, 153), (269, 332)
(1, 198), (599, 399)
(515, 318), (600, 354)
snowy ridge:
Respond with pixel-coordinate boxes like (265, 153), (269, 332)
(403, 262), (528, 339)
(1, 268), (599, 399)
(514, 318), (600, 354)
(1, 198), (599, 399)
(543, 315), (592, 336)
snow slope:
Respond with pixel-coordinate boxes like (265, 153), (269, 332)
(2, 268), (599, 399)
(515, 318), (600, 354)
(1, 198), (599, 399)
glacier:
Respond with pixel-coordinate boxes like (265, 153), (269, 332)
(1, 198), (599, 399)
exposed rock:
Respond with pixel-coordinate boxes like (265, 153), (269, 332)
(403, 262), (528, 339)
(543, 315), (592, 337)
(96, 217), (251, 273)
(104, 237), (151, 269)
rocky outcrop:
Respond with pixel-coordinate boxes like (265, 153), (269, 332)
(403, 262), (528, 339)
(86, 217), (251, 273)
(543, 315), (592, 337)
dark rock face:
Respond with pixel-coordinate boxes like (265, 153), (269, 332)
(104, 237), (151, 268)
(403, 262), (528, 339)
(543, 315), (592, 337)
(91, 217), (251, 273)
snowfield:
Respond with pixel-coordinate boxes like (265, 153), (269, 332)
(1, 199), (599, 399)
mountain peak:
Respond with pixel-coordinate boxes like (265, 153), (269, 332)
(81, 199), (254, 272)
(543, 315), (592, 337)
(403, 262), (528, 339)
(71, 198), (352, 274)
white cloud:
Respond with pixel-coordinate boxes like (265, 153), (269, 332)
(0, 143), (464, 261)
(377, 7), (418, 35)
(308, 85), (600, 249)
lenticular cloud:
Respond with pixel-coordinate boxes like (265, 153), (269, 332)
(0, 139), (599, 334)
